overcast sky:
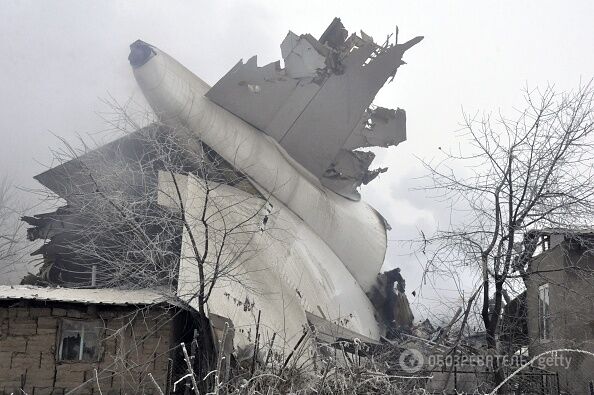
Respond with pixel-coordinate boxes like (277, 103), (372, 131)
(1, 1), (593, 320)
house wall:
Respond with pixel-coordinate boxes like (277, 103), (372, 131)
(526, 244), (594, 395)
(0, 302), (175, 395)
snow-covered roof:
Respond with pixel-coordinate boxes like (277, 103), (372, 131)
(0, 285), (169, 306)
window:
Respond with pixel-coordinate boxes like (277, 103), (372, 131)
(58, 319), (101, 361)
(538, 284), (551, 340)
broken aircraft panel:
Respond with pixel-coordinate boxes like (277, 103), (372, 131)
(280, 31), (327, 79)
(172, 174), (382, 350)
(322, 150), (387, 200)
(344, 106), (407, 150)
(206, 18), (422, 200)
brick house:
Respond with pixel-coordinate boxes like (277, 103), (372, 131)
(524, 230), (594, 395)
(0, 286), (199, 395)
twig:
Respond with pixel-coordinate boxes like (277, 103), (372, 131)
(148, 373), (165, 395)
(280, 331), (309, 373)
(264, 332), (277, 367)
(214, 322), (229, 394)
(181, 342), (200, 395)
(251, 310), (262, 376)
(94, 368), (103, 395)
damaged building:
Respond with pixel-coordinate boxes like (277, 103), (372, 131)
(7, 18), (422, 393)
(503, 229), (594, 395)
(0, 286), (199, 394)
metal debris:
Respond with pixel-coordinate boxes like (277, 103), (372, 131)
(206, 18), (422, 200)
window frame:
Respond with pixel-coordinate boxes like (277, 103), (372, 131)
(57, 318), (103, 362)
(538, 283), (551, 341)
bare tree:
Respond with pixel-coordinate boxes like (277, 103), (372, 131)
(0, 177), (28, 280)
(419, 82), (594, 354)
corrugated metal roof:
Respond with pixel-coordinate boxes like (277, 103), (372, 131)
(0, 285), (169, 306)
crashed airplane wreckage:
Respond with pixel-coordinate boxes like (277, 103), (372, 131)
(25, 19), (422, 354)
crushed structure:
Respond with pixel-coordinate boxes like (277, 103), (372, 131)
(126, 17), (422, 350)
(16, 18), (424, 393)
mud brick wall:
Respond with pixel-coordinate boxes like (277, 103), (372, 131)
(0, 302), (174, 395)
